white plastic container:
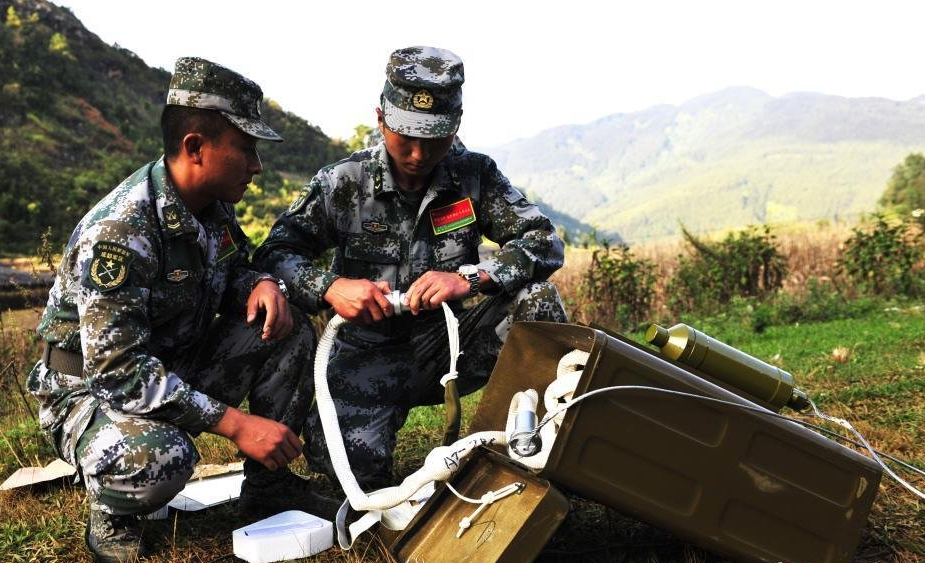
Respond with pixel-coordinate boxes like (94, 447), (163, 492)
(233, 510), (334, 563)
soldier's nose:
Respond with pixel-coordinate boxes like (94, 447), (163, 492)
(409, 140), (429, 162)
(249, 152), (263, 176)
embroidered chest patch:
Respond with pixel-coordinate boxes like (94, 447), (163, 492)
(430, 198), (476, 235)
(163, 204), (183, 233)
(88, 241), (134, 292)
(217, 225), (238, 262)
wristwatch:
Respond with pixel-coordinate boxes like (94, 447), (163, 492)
(457, 264), (481, 298)
(260, 276), (289, 299)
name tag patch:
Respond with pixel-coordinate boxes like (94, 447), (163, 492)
(430, 198), (476, 235)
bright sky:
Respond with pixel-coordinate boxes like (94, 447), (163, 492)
(55, 0), (925, 149)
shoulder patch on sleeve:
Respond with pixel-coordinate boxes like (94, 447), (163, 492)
(85, 241), (135, 292)
(285, 183), (316, 216)
(502, 185), (527, 205)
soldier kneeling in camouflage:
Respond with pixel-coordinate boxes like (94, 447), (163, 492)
(255, 46), (569, 490)
(28, 57), (336, 563)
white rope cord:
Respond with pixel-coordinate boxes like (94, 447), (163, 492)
(439, 301), (460, 387)
(444, 481), (485, 504)
(530, 384), (925, 500)
(443, 481), (525, 538)
(807, 399), (925, 501)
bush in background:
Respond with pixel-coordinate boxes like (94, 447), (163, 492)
(575, 244), (656, 331)
(667, 225), (788, 315)
(839, 213), (924, 297)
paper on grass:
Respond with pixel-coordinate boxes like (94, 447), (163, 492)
(0, 459), (76, 490)
(168, 471), (245, 511)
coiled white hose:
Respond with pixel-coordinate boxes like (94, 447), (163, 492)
(506, 350), (587, 468)
(313, 312), (507, 548)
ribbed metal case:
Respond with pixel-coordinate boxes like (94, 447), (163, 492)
(470, 322), (882, 563)
(390, 447), (569, 563)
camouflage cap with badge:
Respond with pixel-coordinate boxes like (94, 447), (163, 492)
(381, 46), (464, 139)
(167, 56), (283, 142)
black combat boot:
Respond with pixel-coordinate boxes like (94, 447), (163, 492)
(85, 503), (151, 563)
(238, 460), (343, 521)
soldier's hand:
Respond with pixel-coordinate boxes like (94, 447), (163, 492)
(210, 407), (302, 470)
(247, 279), (293, 340)
(405, 271), (470, 315)
(324, 278), (393, 324)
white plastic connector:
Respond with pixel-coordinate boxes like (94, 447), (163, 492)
(385, 291), (409, 315)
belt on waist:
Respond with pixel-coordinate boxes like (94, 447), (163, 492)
(42, 342), (84, 376)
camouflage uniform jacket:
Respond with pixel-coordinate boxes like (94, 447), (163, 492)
(28, 157), (269, 465)
(255, 143), (564, 315)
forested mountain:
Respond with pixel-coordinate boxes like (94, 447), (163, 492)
(489, 87), (925, 242)
(0, 0), (345, 253)
(5, 0), (923, 253)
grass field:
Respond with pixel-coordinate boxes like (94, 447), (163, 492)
(2, 245), (925, 562)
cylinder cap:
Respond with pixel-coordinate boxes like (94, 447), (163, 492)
(646, 324), (670, 347)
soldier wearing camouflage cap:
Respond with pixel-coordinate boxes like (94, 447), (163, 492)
(256, 46), (568, 488)
(28, 57), (335, 563)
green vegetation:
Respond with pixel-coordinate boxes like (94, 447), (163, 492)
(840, 213), (924, 297)
(2, 3), (924, 560)
(880, 153), (925, 215)
(576, 244), (656, 330)
(667, 225), (787, 315)
(492, 88), (925, 243)
(3, 289), (924, 561)
(0, 0), (345, 255)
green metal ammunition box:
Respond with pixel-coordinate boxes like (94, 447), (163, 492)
(391, 447), (569, 563)
(471, 322), (882, 563)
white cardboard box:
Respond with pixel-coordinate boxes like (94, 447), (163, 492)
(233, 510), (333, 563)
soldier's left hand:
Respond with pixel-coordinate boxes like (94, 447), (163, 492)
(247, 279), (293, 340)
(405, 271), (470, 315)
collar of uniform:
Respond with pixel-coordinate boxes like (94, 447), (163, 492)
(372, 144), (461, 199)
(150, 156), (200, 238)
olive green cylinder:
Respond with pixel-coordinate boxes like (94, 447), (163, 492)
(646, 323), (809, 412)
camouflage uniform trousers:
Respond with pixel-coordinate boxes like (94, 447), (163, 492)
(70, 311), (315, 516)
(305, 281), (567, 487)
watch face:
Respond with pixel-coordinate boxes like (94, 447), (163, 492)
(458, 264), (478, 276)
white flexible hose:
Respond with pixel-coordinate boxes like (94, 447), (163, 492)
(314, 313), (507, 512)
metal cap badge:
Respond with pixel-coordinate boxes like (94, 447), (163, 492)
(381, 46), (464, 139)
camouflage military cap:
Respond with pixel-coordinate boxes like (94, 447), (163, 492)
(381, 46), (464, 139)
(167, 57), (282, 142)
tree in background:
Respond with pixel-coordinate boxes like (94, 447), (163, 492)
(345, 124), (374, 153)
(879, 153), (925, 215)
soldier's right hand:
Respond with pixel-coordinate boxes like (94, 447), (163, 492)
(324, 278), (393, 324)
(209, 407), (302, 470)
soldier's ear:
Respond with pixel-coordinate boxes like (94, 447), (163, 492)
(376, 107), (385, 131)
(181, 133), (205, 164)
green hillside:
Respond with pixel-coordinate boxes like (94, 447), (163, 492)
(0, 0), (345, 254)
(490, 87), (925, 242)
